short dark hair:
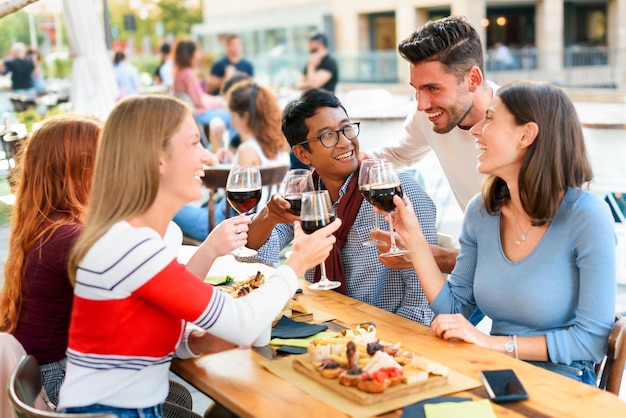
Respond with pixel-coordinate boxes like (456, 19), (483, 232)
(281, 88), (347, 150)
(113, 51), (125, 65)
(160, 43), (171, 54)
(398, 15), (484, 80)
(309, 32), (328, 47)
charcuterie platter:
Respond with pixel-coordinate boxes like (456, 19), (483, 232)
(292, 323), (449, 405)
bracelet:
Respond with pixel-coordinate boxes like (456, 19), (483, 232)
(513, 335), (519, 360)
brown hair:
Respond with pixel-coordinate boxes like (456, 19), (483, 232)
(482, 81), (593, 224)
(0, 114), (101, 332)
(398, 15), (484, 81)
(174, 39), (196, 69)
(67, 95), (192, 285)
(227, 81), (289, 159)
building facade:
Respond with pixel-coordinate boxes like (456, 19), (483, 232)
(193, 0), (626, 89)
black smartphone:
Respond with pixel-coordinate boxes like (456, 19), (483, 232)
(479, 369), (529, 403)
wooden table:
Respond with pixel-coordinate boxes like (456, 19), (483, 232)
(171, 278), (626, 417)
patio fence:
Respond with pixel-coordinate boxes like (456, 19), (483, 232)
(250, 46), (626, 90)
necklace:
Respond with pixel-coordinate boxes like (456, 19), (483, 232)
(514, 223), (533, 246)
(511, 205), (533, 246)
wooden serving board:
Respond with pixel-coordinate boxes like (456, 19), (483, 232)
(292, 358), (447, 405)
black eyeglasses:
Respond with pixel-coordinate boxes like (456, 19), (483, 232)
(295, 122), (360, 148)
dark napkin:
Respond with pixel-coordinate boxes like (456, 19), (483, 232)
(271, 315), (328, 339)
(275, 346), (308, 355)
(401, 396), (472, 418)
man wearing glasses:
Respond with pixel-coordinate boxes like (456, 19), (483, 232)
(243, 88), (439, 325)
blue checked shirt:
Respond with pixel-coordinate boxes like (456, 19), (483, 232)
(249, 170), (438, 325)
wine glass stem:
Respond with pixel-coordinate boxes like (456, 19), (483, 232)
(319, 260), (328, 282)
(387, 214), (401, 251)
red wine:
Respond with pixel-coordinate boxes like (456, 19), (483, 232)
(226, 188), (262, 214)
(369, 183), (403, 212)
(359, 185), (374, 204)
(284, 194), (302, 215)
(301, 215), (336, 234)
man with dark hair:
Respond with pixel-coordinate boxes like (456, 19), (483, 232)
(0, 42), (35, 92)
(244, 88), (438, 325)
(207, 34), (254, 95)
(296, 32), (339, 93)
(154, 42), (173, 89)
(365, 15), (499, 274)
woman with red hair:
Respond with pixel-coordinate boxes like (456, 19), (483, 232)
(0, 114), (101, 405)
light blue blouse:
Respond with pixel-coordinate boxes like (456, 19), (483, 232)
(431, 188), (616, 364)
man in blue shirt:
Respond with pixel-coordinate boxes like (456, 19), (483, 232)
(207, 34), (254, 95)
(244, 88), (438, 325)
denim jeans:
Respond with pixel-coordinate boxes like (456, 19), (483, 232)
(173, 198), (226, 241)
(527, 360), (597, 386)
(63, 404), (163, 418)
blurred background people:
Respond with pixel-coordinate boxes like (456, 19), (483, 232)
(0, 42), (35, 93)
(296, 32), (338, 93)
(207, 34), (254, 96)
(173, 40), (231, 139)
(26, 48), (45, 93)
(173, 80), (290, 242)
(155, 42), (174, 90)
(113, 50), (141, 99)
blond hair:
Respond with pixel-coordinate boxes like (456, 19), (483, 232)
(68, 95), (192, 284)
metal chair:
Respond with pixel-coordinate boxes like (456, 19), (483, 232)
(8, 354), (116, 418)
(596, 314), (626, 395)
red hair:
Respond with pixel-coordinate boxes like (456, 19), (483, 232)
(0, 114), (101, 333)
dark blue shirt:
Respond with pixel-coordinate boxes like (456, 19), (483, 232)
(209, 57), (254, 95)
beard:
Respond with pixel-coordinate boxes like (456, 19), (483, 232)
(431, 87), (474, 134)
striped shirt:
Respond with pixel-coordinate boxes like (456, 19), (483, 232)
(58, 221), (298, 410)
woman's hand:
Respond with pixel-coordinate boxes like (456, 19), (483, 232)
(430, 314), (488, 347)
(372, 195), (425, 252)
(286, 219), (341, 278)
(204, 214), (252, 256)
(187, 329), (236, 355)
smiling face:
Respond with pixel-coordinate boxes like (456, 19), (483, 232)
(470, 97), (528, 180)
(293, 106), (359, 183)
(409, 61), (475, 134)
(159, 114), (210, 207)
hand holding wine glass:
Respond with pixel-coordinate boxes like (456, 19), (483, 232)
(300, 190), (341, 290)
(369, 163), (409, 258)
(283, 169), (314, 216)
(358, 159), (386, 247)
(226, 164), (262, 257)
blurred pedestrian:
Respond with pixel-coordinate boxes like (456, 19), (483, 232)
(207, 34), (254, 95)
(491, 42), (516, 71)
(155, 42), (173, 89)
(113, 51), (141, 99)
(26, 48), (46, 93)
(0, 42), (35, 92)
(173, 40), (231, 134)
(296, 32), (338, 93)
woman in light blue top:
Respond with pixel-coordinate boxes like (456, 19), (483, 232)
(385, 81), (616, 385)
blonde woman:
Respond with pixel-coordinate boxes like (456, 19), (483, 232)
(57, 95), (340, 417)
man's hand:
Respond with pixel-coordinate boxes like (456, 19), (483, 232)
(370, 229), (458, 274)
(263, 194), (301, 225)
(370, 229), (413, 269)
